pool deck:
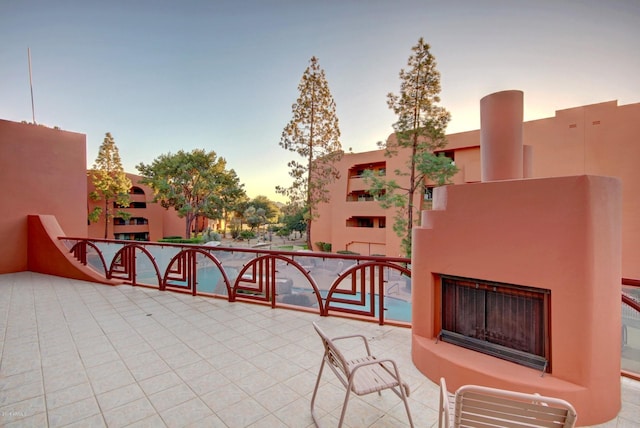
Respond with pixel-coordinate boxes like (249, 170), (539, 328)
(1, 272), (638, 427)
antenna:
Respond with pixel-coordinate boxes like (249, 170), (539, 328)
(28, 47), (36, 124)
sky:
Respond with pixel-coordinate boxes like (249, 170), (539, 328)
(2, 0), (639, 202)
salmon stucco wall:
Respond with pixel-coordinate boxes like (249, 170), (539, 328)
(411, 175), (622, 425)
(442, 100), (640, 280)
(0, 120), (88, 274)
(28, 215), (121, 284)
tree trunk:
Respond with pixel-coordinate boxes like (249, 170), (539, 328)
(406, 68), (422, 256)
(407, 132), (417, 252)
(222, 210), (229, 238)
(185, 213), (194, 239)
(307, 81), (315, 251)
(104, 199), (109, 239)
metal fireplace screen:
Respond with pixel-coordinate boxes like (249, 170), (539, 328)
(439, 275), (550, 372)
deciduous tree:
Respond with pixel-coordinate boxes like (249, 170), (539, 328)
(280, 202), (307, 240)
(241, 195), (281, 237)
(248, 195), (280, 224)
(88, 132), (132, 239)
(216, 169), (247, 237)
(136, 149), (242, 238)
(277, 56), (343, 250)
(365, 38), (457, 256)
(243, 206), (266, 232)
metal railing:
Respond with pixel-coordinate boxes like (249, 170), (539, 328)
(61, 237), (412, 326)
(622, 278), (640, 381)
(60, 237), (640, 379)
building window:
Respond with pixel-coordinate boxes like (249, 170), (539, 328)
(425, 186), (434, 201)
(357, 218), (373, 228)
(348, 161), (386, 178)
(442, 150), (455, 163)
(346, 191), (382, 202)
(130, 217), (148, 225)
(346, 216), (385, 228)
(114, 201), (147, 209)
(114, 232), (149, 241)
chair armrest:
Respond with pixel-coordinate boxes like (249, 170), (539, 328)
(349, 358), (402, 379)
(332, 334), (372, 355)
(348, 358), (410, 396)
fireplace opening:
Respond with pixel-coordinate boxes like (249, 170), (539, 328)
(439, 275), (550, 372)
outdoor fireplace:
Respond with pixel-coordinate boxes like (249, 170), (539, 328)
(439, 275), (549, 372)
(410, 90), (622, 425)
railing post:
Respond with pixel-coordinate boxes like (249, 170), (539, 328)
(378, 266), (385, 326)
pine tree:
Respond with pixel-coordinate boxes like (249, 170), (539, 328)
(366, 38), (457, 257)
(88, 132), (133, 239)
(277, 56), (343, 250)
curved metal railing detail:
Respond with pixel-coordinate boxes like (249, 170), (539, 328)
(326, 261), (412, 325)
(232, 254), (323, 310)
(62, 237), (411, 325)
(109, 243), (162, 287)
(69, 240), (109, 277)
(163, 248), (232, 297)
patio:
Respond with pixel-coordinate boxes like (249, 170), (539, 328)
(0, 272), (638, 427)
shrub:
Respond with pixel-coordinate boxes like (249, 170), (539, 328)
(336, 250), (359, 255)
(315, 241), (332, 252)
(203, 230), (221, 242)
(239, 230), (256, 241)
(158, 237), (204, 244)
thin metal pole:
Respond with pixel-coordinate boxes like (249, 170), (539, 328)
(28, 47), (36, 124)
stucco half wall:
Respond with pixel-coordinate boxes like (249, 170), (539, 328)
(28, 215), (121, 285)
(411, 175), (621, 426)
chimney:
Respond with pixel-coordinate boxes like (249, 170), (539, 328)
(480, 90), (524, 182)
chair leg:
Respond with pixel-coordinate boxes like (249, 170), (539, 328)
(310, 358), (326, 427)
(400, 387), (414, 428)
(338, 387), (352, 428)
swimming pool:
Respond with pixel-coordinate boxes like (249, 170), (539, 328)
(294, 288), (411, 323)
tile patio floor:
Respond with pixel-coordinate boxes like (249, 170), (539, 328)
(0, 272), (638, 427)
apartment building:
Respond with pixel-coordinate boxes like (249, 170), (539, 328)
(313, 99), (640, 280)
(87, 173), (184, 241)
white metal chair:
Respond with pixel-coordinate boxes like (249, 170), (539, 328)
(310, 321), (414, 427)
(439, 377), (577, 427)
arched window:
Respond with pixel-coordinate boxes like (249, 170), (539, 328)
(130, 186), (145, 195)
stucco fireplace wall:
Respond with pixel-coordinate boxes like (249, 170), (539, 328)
(411, 92), (622, 424)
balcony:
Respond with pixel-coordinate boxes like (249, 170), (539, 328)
(347, 176), (369, 192)
(344, 226), (386, 244)
(0, 272), (638, 426)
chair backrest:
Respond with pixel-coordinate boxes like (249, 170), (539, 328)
(313, 322), (350, 379)
(439, 377), (451, 428)
(454, 384), (577, 427)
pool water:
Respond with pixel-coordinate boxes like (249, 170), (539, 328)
(300, 288), (411, 323)
(141, 265), (412, 322)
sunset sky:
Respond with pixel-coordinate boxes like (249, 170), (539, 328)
(2, 0), (638, 202)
